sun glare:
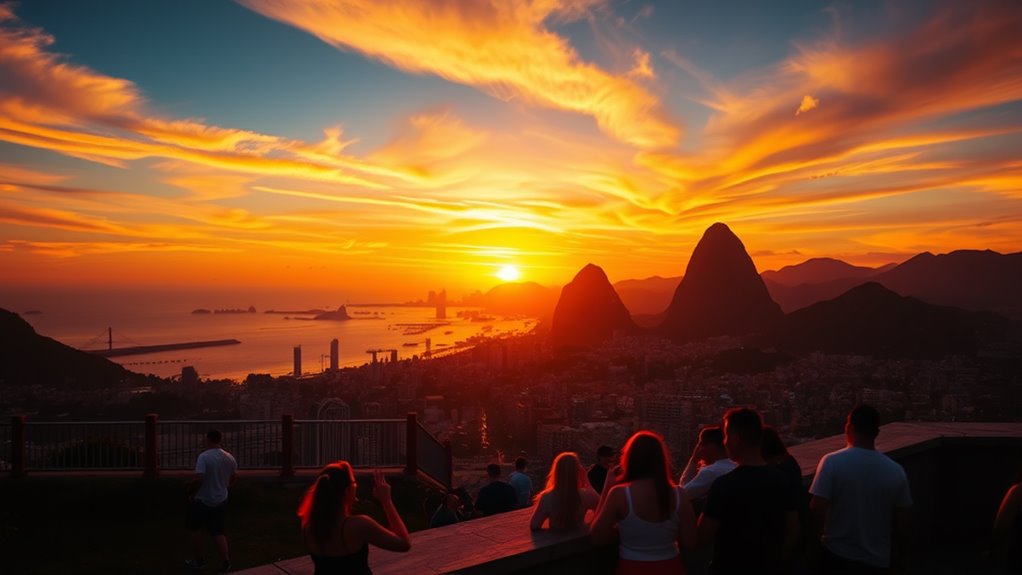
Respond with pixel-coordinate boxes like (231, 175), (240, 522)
(496, 265), (521, 282)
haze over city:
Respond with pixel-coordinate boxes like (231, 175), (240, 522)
(2, 0), (1021, 303)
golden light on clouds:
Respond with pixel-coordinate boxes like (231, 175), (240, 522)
(0, 1), (1021, 300)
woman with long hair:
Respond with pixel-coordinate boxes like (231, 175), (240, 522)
(530, 452), (599, 531)
(591, 431), (696, 575)
(297, 463), (411, 575)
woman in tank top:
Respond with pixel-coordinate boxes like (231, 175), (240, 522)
(591, 431), (697, 575)
(297, 463), (411, 575)
(530, 452), (600, 531)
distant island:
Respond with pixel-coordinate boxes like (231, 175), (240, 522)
(191, 306), (257, 315)
(264, 308), (327, 315)
(314, 305), (351, 321)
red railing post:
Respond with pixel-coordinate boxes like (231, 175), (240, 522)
(281, 414), (295, 477)
(405, 412), (418, 476)
(144, 413), (159, 478)
(443, 439), (453, 490)
(11, 415), (26, 478)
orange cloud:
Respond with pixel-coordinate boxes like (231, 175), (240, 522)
(237, 0), (679, 148)
(795, 95), (819, 116)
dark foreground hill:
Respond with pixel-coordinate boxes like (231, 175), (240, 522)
(660, 223), (782, 340)
(770, 283), (1012, 358)
(551, 264), (635, 348)
(0, 308), (140, 388)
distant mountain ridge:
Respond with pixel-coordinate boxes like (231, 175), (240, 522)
(459, 281), (559, 320)
(613, 275), (682, 315)
(761, 249), (1022, 319)
(761, 257), (893, 286)
(657, 223), (783, 340)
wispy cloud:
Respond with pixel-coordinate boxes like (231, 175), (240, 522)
(237, 0), (679, 148)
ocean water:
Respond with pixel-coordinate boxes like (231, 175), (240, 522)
(17, 302), (532, 381)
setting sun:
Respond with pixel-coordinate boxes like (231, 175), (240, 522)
(496, 265), (522, 282)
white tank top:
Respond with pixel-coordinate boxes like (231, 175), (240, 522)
(618, 484), (682, 561)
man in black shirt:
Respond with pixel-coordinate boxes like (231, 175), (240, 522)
(698, 408), (799, 575)
(474, 463), (518, 517)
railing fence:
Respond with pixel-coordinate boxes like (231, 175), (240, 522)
(4, 413), (450, 487)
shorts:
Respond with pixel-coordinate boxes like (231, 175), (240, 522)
(185, 500), (227, 536)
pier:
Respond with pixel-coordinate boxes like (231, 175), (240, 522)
(86, 339), (241, 358)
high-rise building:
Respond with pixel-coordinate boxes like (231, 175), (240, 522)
(436, 289), (447, 320)
(293, 345), (302, 377)
(330, 339), (339, 371)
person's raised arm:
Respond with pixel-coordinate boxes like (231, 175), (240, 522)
(365, 469), (411, 552)
(680, 443), (702, 486)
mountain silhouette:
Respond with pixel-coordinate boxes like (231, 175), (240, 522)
(0, 308), (140, 388)
(460, 281), (558, 320)
(761, 257), (891, 286)
(660, 223), (782, 340)
(772, 282), (1011, 358)
(875, 250), (1022, 319)
(551, 264), (635, 347)
(764, 276), (868, 313)
(763, 249), (1022, 318)
(613, 275), (683, 315)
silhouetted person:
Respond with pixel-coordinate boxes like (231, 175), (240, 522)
(508, 456), (533, 509)
(588, 445), (615, 494)
(763, 425), (809, 573)
(698, 408), (799, 575)
(474, 463), (517, 517)
(185, 429), (237, 573)
(298, 463), (410, 575)
(530, 452), (599, 531)
(680, 425), (736, 504)
(991, 477), (1022, 574)
(591, 431), (697, 574)
(430, 493), (465, 528)
(810, 405), (911, 575)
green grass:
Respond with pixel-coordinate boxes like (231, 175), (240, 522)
(0, 473), (435, 574)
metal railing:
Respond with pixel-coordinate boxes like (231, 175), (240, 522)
(293, 419), (406, 469)
(24, 421), (146, 470)
(159, 420), (283, 470)
(3, 413), (450, 487)
(416, 422), (452, 488)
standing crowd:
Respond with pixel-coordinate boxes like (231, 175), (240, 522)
(183, 404), (1020, 574)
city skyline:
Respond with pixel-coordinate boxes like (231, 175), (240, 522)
(2, 0), (1022, 302)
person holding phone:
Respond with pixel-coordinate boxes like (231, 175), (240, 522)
(297, 463), (411, 575)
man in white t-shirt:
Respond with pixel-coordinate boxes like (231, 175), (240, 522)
(810, 405), (912, 574)
(185, 429), (238, 573)
(680, 425), (736, 503)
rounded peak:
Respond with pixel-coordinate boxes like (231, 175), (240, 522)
(573, 263), (610, 283)
(704, 222), (735, 237)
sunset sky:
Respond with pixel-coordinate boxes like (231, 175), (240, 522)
(2, 0), (1021, 302)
